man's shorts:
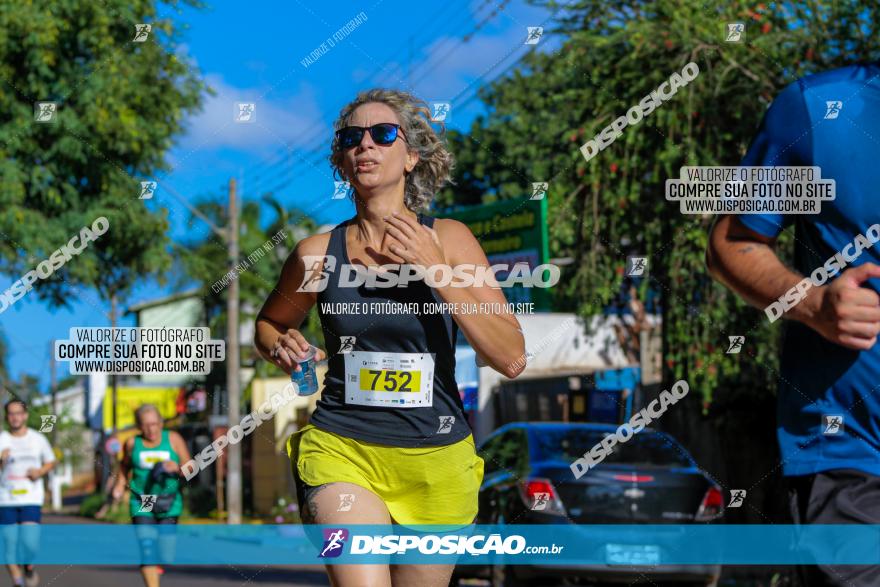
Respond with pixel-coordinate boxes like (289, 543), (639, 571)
(131, 515), (177, 567)
(787, 468), (880, 586)
(0, 506), (41, 525)
(287, 423), (484, 527)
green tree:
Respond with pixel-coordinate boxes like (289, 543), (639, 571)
(441, 0), (880, 400)
(27, 403), (90, 469)
(0, 0), (208, 308)
(176, 197), (322, 395)
(438, 0), (880, 521)
(3, 373), (40, 404)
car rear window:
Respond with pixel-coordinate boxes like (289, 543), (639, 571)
(533, 429), (692, 467)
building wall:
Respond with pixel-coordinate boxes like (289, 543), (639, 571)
(138, 297), (204, 385)
(32, 385), (87, 425)
(249, 365), (325, 516)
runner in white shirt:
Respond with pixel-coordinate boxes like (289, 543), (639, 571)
(0, 399), (56, 587)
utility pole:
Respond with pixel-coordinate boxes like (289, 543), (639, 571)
(110, 294), (118, 434)
(158, 179), (242, 524)
(225, 177), (242, 524)
(49, 340), (57, 445)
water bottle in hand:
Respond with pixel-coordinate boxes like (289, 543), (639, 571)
(291, 345), (319, 396)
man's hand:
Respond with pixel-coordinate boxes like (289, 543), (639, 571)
(25, 468), (42, 481)
(803, 263), (880, 350)
(0, 448), (10, 466)
(162, 460), (180, 475)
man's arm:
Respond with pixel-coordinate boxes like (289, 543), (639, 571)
(164, 431), (192, 478)
(707, 214), (880, 350)
(28, 461), (54, 480)
(111, 437), (134, 501)
(706, 215), (807, 311)
(26, 435), (56, 480)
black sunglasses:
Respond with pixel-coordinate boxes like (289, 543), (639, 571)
(336, 123), (406, 149)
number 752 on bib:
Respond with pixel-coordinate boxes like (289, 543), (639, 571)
(359, 369), (421, 393)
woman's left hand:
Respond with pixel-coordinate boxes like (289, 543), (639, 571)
(383, 212), (446, 268)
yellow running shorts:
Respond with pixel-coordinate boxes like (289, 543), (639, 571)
(286, 423), (484, 527)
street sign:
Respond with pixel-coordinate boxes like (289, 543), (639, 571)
(104, 436), (121, 455)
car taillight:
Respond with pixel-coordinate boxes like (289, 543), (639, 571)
(518, 478), (567, 516)
(612, 474), (655, 483)
(695, 485), (723, 521)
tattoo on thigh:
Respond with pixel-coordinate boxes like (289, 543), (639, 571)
(302, 483), (332, 524)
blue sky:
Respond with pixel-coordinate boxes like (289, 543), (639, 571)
(2, 0), (559, 389)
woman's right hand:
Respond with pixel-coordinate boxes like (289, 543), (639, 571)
(270, 329), (326, 374)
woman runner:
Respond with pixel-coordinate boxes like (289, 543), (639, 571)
(255, 88), (526, 587)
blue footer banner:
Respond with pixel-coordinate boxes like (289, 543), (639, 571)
(1, 524), (878, 565)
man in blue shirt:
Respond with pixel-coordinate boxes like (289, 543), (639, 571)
(707, 61), (880, 586)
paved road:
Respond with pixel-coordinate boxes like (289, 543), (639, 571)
(18, 514), (330, 587)
(20, 564), (330, 587)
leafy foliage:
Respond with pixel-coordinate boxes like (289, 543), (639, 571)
(175, 197), (323, 391)
(27, 402), (90, 467)
(438, 0), (880, 401)
(0, 0), (208, 307)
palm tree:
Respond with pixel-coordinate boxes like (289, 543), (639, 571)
(175, 194), (322, 388)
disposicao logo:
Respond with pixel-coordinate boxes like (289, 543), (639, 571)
(298, 255), (559, 292)
(319, 528), (349, 558)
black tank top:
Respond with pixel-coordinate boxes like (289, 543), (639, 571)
(308, 213), (471, 447)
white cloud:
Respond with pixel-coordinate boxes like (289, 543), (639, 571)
(177, 74), (326, 153)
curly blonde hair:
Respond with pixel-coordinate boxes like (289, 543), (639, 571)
(329, 89), (455, 212)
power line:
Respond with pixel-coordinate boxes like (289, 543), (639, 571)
(372, 0), (497, 89)
(258, 4), (517, 194)
(409, 0), (513, 91)
(252, 1), (563, 200)
(247, 1), (494, 193)
(249, 2), (502, 192)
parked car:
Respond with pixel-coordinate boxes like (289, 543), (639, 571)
(453, 422), (723, 586)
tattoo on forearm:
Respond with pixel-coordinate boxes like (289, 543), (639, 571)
(737, 245), (755, 254)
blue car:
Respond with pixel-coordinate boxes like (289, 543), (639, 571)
(453, 422), (724, 586)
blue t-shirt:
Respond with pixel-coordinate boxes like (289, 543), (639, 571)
(737, 62), (880, 477)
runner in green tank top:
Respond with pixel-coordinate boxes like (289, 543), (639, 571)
(111, 404), (191, 587)
(128, 430), (183, 518)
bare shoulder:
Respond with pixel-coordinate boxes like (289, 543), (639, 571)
(277, 232), (332, 276)
(124, 436), (135, 452)
(432, 218), (475, 241)
(432, 218), (484, 264)
(292, 232), (332, 258)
